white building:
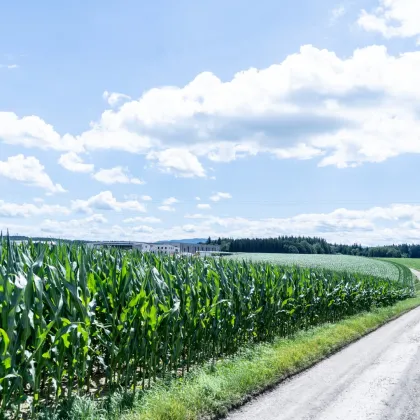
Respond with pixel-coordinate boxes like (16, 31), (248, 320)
(149, 243), (180, 254)
(86, 241), (220, 255)
(133, 243), (152, 252)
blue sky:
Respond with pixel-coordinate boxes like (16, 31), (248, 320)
(1, 0), (420, 245)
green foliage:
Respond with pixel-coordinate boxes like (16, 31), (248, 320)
(382, 258), (420, 271)
(34, 296), (420, 420)
(217, 236), (420, 258)
(0, 239), (414, 417)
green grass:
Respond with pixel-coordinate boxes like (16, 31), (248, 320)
(381, 258), (420, 271)
(227, 253), (401, 280)
(380, 258), (420, 292)
(40, 295), (420, 420)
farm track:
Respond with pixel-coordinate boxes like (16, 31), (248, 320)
(411, 268), (420, 280)
(227, 305), (420, 420)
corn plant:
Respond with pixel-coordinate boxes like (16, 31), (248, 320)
(0, 238), (414, 417)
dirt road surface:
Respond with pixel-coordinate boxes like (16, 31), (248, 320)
(227, 306), (420, 420)
(411, 269), (420, 281)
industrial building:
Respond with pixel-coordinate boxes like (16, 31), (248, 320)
(87, 241), (220, 255)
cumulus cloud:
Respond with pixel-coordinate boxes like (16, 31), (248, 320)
(0, 112), (83, 152)
(123, 216), (161, 223)
(92, 166), (144, 185)
(163, 197), (179, 205)
(123, 194), (152, 201)
(3, 43), (420, 171)
(4, 202), (420, 245)
(197, 203), (211, 210)
(158, 199), (178, 212)
(175, 203), (420, 246)
(77, 128), (153, 154)
(147, 148), (206, 178)
(0, 200), (70, 218)
(358, 0), (420, 39)
(210, 192), (232, 202)
(158, 205), (175, 212)
(0, 155), (66, 193)
(131, 225), (155, 233)
(77, 44), (420, 168)
(72, 191), (146, 213)
(40, 214), (108, 236)
(184, 213), (209, 219)
(103, 91), (132, 107)
(330, 5), (346, 24)
(58, 152), (94, 173)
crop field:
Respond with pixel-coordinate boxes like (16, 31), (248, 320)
(227, 253), (403, 280)
(381, 258), (420, 271)
(0, 240), (415, 417)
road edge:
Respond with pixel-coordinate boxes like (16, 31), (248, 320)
(120, 295), (420, 420)
(224, 295), (420, 417)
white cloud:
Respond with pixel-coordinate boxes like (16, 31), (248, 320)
(132, 225), (155, 233)
(58, 152), (94, 173)
(0, 64), (19, 69)
(72, 191), (146, 213)
(39, 214), (108, 236)
(92, 166), (144, 185)
(182, 224), (196, 233)
(83, 44), (420, 168)
(0, 155), (66, 193)
(4, 43), (420, 171)
(0, 200), (70, 218)
(158, 198), (178, 212)
(358, 0), (420, 39)
(197, 203), (211, 210)
(330, 5), (346, 24)
(196, 197), (201, 201)
(0, 112), (83, 152)
(4, 203), (420, 246)
(77, 128), (152, 154)
(184, 213), (209, 219)
(103, 91), (132, 107)
(163, 197), (179, 205)
(147, 148), (206, 178)
(210, 192), (232, 202)
(123, 216), (161, 223)
(158, 205), (175, 212)
(178, 203), (420, 246)
(124, 194), (152, 201)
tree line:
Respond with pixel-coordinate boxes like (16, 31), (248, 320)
(205, 236), (420, 258)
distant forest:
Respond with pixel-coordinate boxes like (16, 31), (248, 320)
(206, 236), (420, 258)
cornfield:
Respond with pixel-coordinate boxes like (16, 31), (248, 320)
(227, 253), (402, 280)
(0, 238), (414, 417)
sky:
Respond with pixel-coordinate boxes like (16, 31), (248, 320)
(1, 0), (420, 245)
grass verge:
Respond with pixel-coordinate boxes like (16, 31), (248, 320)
(121, 294), (420, 420)
(40, 295), (420, 420)
(380, 258), (420, 271)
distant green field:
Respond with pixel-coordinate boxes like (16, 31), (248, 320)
(381, 258), (420, 271)
(227, 253), (402, 281)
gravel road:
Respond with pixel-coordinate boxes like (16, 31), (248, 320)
(411, 269), (420, 281)
(227, 305), (420, 420)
